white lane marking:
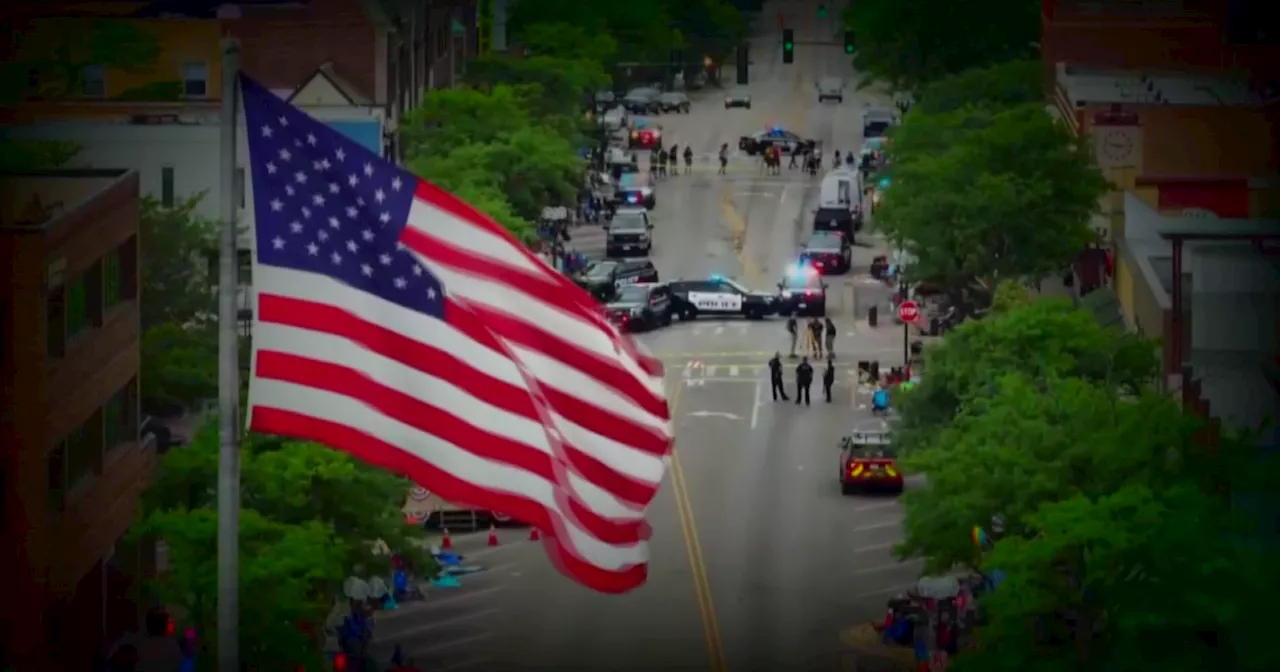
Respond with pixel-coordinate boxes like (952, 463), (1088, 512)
(705, 365), (719, 377)
(729, 365), (740, 377)
(714, 326), (725, 335)
(851, 541), (898, 554)
(850, 521), (901, 532)
(780, 184), (790, 205)
(381, 608), (502, 638)
(851, 501), (899, 513)
(416, 585), (506, 610)
(751, 378), (762, 429)
(686, 410), (743, 420)
(410, 632), (494, 656)
(853, 559), (924, 575)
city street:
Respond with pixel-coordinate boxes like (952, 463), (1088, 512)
(379, 2), (924, 670)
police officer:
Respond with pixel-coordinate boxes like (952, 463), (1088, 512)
(795, 357), (814, 406)
(809, 317), (825, 358)
(789, 143), (801, 170)
(768, 352), (788, 401)
(786, 313), (799, 358)
(683, 146), (693, 174)
(824, 317), (837, 358)
(823, 356), (836, 403)
(718, 143), (729, 174)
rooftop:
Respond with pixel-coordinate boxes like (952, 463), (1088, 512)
(1056, 63), (1271, 107)
(0, 168), (133, 231)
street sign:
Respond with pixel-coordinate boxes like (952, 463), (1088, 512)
(898, 300), (920, 323)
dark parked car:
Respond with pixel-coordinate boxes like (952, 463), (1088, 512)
(863, 108), (896, 138)
(799, 230), (853, 274)
(622, 87), (661, 114)
(573, 258), (660, 302)
(605, 282), (673, 331)
(656, 91), (691, 113)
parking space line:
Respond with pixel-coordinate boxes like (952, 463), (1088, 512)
(410, 632), (494, 656)
(852, 584), (917, 600)
(381, 608), (502, 639)
(850, 501), (899, 513)
(852, 559), (922, 575)
(849, 521), (900, 532)
(851, 542), (897, 554)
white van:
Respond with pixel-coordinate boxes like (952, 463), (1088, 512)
(818, 168), (859, 210)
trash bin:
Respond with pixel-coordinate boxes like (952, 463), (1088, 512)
(868, 304), (878, 327)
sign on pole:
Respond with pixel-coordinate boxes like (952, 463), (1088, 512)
(897, 300), (920, 323)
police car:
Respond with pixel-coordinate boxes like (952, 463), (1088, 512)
(668, 274), (779, 320)
(605, 282), (673, 331)
(612, 173), (655, 210)
(775, 264), (828, 316)
(738, 126), (815, 156)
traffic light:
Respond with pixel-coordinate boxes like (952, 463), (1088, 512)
(818, 4), (826, 17)
(844, 30), (855, 54)
(782, 29), (794, 64)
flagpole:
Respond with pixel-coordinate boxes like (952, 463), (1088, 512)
(216, 37), (242, 672)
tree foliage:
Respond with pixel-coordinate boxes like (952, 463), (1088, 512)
(841, 0), (1039, 90)
(895, 295), (1158, 451)
(139, 322), (218, 414)
(876, 103), (1109, 291)
(518, 22), (620, 64)
(912, 59), (1043, 116)
(0, 138), (81, 171)
(129, 508), (344, 671)
(898, 374), (1280, 672)
(134, 422), (438, 664)
(139, 194), (218, 329)
(464, 54), (609, 119)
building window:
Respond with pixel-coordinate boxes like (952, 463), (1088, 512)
(235, 167), (246, 208)
(161, 166), (175, 206)
(104, 378), (139, 451)
(104, 250), (123, 309)
(81, 65), (106, 97)
(64, 409), (104, 493)
(181, 62), (208, 97)
(47, 286), (65, 359)
(66, 275), (88, 339)
(48, 444), (67, 512)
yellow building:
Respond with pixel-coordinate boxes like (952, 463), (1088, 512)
(4, 13), (223, 118)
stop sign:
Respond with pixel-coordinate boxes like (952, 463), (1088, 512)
(898, 300), (920, 323)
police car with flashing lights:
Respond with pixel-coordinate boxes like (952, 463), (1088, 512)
(611, 173), (655, 210)
(605, 282), (673, 331)
(775, 264), (829, 316)
(668, 275), (779, 321)
(738, 126), (815, 156)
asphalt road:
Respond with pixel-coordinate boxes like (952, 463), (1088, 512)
(373, 2), (928, 670)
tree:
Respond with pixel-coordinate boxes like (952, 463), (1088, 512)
(507, 0), (679, 62)
(841, 0), (1039, 91)
(518, 22), (619, 67)
(129, 508), (344, 671)
(139, 194), (218, 329)
(142, 422), (435, 578)
(894, 295), (1158, 453)
(400, 85), (536, 160)
(875, 103), (1109, 294)
(463, 54), (609, 121)
(0, 138), (80, 171)
(912, 59), (1043, 116)
(897, 375), (1280, 672)
(139, 322), (218, 415)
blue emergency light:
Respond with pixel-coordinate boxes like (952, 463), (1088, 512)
(626, 194), (639, 203)
(878, 177), (891, 189)
(709, 273), (725, 281)
(786, 263), (818, 278)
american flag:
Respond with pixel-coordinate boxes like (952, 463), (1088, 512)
(240, 75), (673, 593)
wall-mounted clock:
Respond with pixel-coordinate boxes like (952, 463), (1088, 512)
(1098, 128), (1136, 163)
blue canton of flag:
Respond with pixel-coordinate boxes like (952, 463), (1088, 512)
(241, 75), (438, 315)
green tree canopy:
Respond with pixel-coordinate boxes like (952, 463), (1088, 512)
(139, 322), (217, 414)
(0, 138), (80, 171)
(463, 54), (608, 123)
(508, 0), (743, 64)
(876, 103), (1109, 292)
(895, 295), (1158, 451)
(139, 194), (218, 329)
(129, 508), (344, 671)
(841, 0), (1039, 91)
(400, 85), (535, 159)
(898, 374), (1280, 672)
(518, 22), (620, 66)
(912, 59), (1043, 116)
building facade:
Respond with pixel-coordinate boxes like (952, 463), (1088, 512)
(0, 168), (152, 671)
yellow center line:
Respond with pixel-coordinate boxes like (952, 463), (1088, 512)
(666, 382), (727, 671)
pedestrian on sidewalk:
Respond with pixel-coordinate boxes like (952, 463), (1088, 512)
(795, 357), (813, 406)
(824, 317), (837, 357)
(768, 352), (788, 401)
(823, 357), (836, 403)
(786, 313), (799, 358)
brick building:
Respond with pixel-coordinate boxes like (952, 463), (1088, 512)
(0, 169), (152, 670)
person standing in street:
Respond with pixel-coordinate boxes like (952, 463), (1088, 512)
(795, 357), (813, 406)
(768, 352), (788, 401)
(786, 313), (799, 358)
(823, 357), (836, 403)
(824, 317), (837, 358)
(809, 317), (825, 358)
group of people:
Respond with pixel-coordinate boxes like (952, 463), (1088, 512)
(785, 314), (837, 359)
(768, 353), (836, 406)
(649, 144), (694, 178)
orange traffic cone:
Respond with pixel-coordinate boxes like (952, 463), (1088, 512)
(487, 523), (499, 547)
(528, 527), (541, 541)
(440, 528), (452, 550)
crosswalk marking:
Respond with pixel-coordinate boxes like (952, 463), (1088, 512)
(729, 365), (739, 377)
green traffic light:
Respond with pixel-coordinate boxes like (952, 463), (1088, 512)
(818, 7), (826, 17)
(784, 41), (793, 51)
(844, 44), (854, 54)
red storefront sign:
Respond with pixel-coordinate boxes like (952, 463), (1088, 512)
(1154, 178), (1251, 219)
